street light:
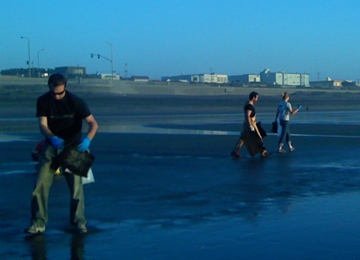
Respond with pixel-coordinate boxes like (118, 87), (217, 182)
(21, 36), (31, 78)
(104, 42), (114, 80)
(37, 49), (44, 78)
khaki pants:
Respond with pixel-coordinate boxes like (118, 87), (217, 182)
(30, 142), (86, 227)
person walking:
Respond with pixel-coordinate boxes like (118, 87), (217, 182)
(24, 73), (98, 234)
(276, 92), (301, 153)
(231, 91), (270, 158)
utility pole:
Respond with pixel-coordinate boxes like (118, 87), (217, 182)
(21, 36), (31, 78)
(104, 42), (114, 80)
(37, 49), (44, 78)
(124, 62), (128, 79)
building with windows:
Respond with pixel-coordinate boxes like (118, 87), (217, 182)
(228, 74), (261, 84)
(55, 66), (86, 76)
(162, 73), (228, 84)
(162, 75), (192, 83)
(260, 69), (310, 87)
(310, 77), (351, 88)
(192, 74), (228, 84)
(130, 76), (150, 82)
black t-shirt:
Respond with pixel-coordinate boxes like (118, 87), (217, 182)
(244, 102), (256, 118)
(36, 91), (91, 144)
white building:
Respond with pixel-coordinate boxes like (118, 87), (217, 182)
(162, 74), (228, 84)
(228, 74), (261, 84)
(191, 74), (228, 84)
(310, 77), (353, 88)
(260, 69), (310, 87)
(101, 74), (120, 80)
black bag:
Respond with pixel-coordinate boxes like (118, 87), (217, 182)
(256, 122), (267, 138)
(271, 121), (278, 133)
(57, 147), (95, 177)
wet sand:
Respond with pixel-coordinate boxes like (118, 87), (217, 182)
(1, 91), (360, 259)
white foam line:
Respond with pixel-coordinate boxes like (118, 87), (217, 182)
(0, 170), (31, 175)
(0, 134), (32, 142)
(0, 118), (35, 122)
(101, 126), (360, 138)
(96, 113), (236, 119)
(267, 133), (360, 138)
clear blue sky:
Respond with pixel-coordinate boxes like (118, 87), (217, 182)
(1, 0), (360, 81)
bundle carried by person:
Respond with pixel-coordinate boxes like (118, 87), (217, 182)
(57, 146), (95, 177)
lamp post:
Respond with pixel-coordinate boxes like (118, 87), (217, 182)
(104, 42), (114, 80)
(37, 49), (44, 78)
(21, 36), (31, 78)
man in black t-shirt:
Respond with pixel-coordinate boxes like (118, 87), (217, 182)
(231, 92), (270, 158)
(25, 73), (98, 234)
(231, 92), (257, 157)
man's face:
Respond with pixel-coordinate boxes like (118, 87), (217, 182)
(49, 84), (66, 100)
(253, 95), (259, 103)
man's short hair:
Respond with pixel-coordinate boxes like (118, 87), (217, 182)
(249, 91), (258, 100)
(48, 73), (67, 88)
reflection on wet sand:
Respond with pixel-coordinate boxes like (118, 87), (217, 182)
(24, 233), (86, 260)
(24, 234), (47, 260)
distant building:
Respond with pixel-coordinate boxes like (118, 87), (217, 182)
(228, 74), (261, 84)
(310, 77), (345, 88)
(101, 74), (120, 80)
(162, 73), (228, 84)
(55, 66), (86, 76)
(130, 76), (150, 82)
(162, 75), (192, 83)
(193, 74), (228, 84)
(260, 69), (310, 87)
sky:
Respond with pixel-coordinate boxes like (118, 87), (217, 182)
(1, 0), (360, 81)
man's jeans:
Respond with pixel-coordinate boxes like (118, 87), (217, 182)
(30, 142), (86, 226)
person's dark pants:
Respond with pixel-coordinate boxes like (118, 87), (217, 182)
(279, 119), (290, 145)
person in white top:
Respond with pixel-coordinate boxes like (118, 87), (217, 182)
(275, 92), (301, 153)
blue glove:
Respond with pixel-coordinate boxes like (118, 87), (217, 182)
(298, 104), (302, 110)
(50, 136), (64, 149)
(77, 137), (91, 152)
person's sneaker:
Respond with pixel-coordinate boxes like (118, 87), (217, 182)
(278, 149), (286, 153)
(24, 224), (45, 234)
(77, 223), (87, 234)
(231, 151), (241, 158)
(290, 147), (296, 152)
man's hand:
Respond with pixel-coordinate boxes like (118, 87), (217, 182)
(50, 136), (64, 149)
(77, 137), (91, 152)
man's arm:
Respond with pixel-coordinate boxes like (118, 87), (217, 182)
(83, 114), (98, 140)
(38, 116), (64, 149)
(38, 116), (54, 139)
(246, 110), (253, 126)
(247, 110), (263, 139)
